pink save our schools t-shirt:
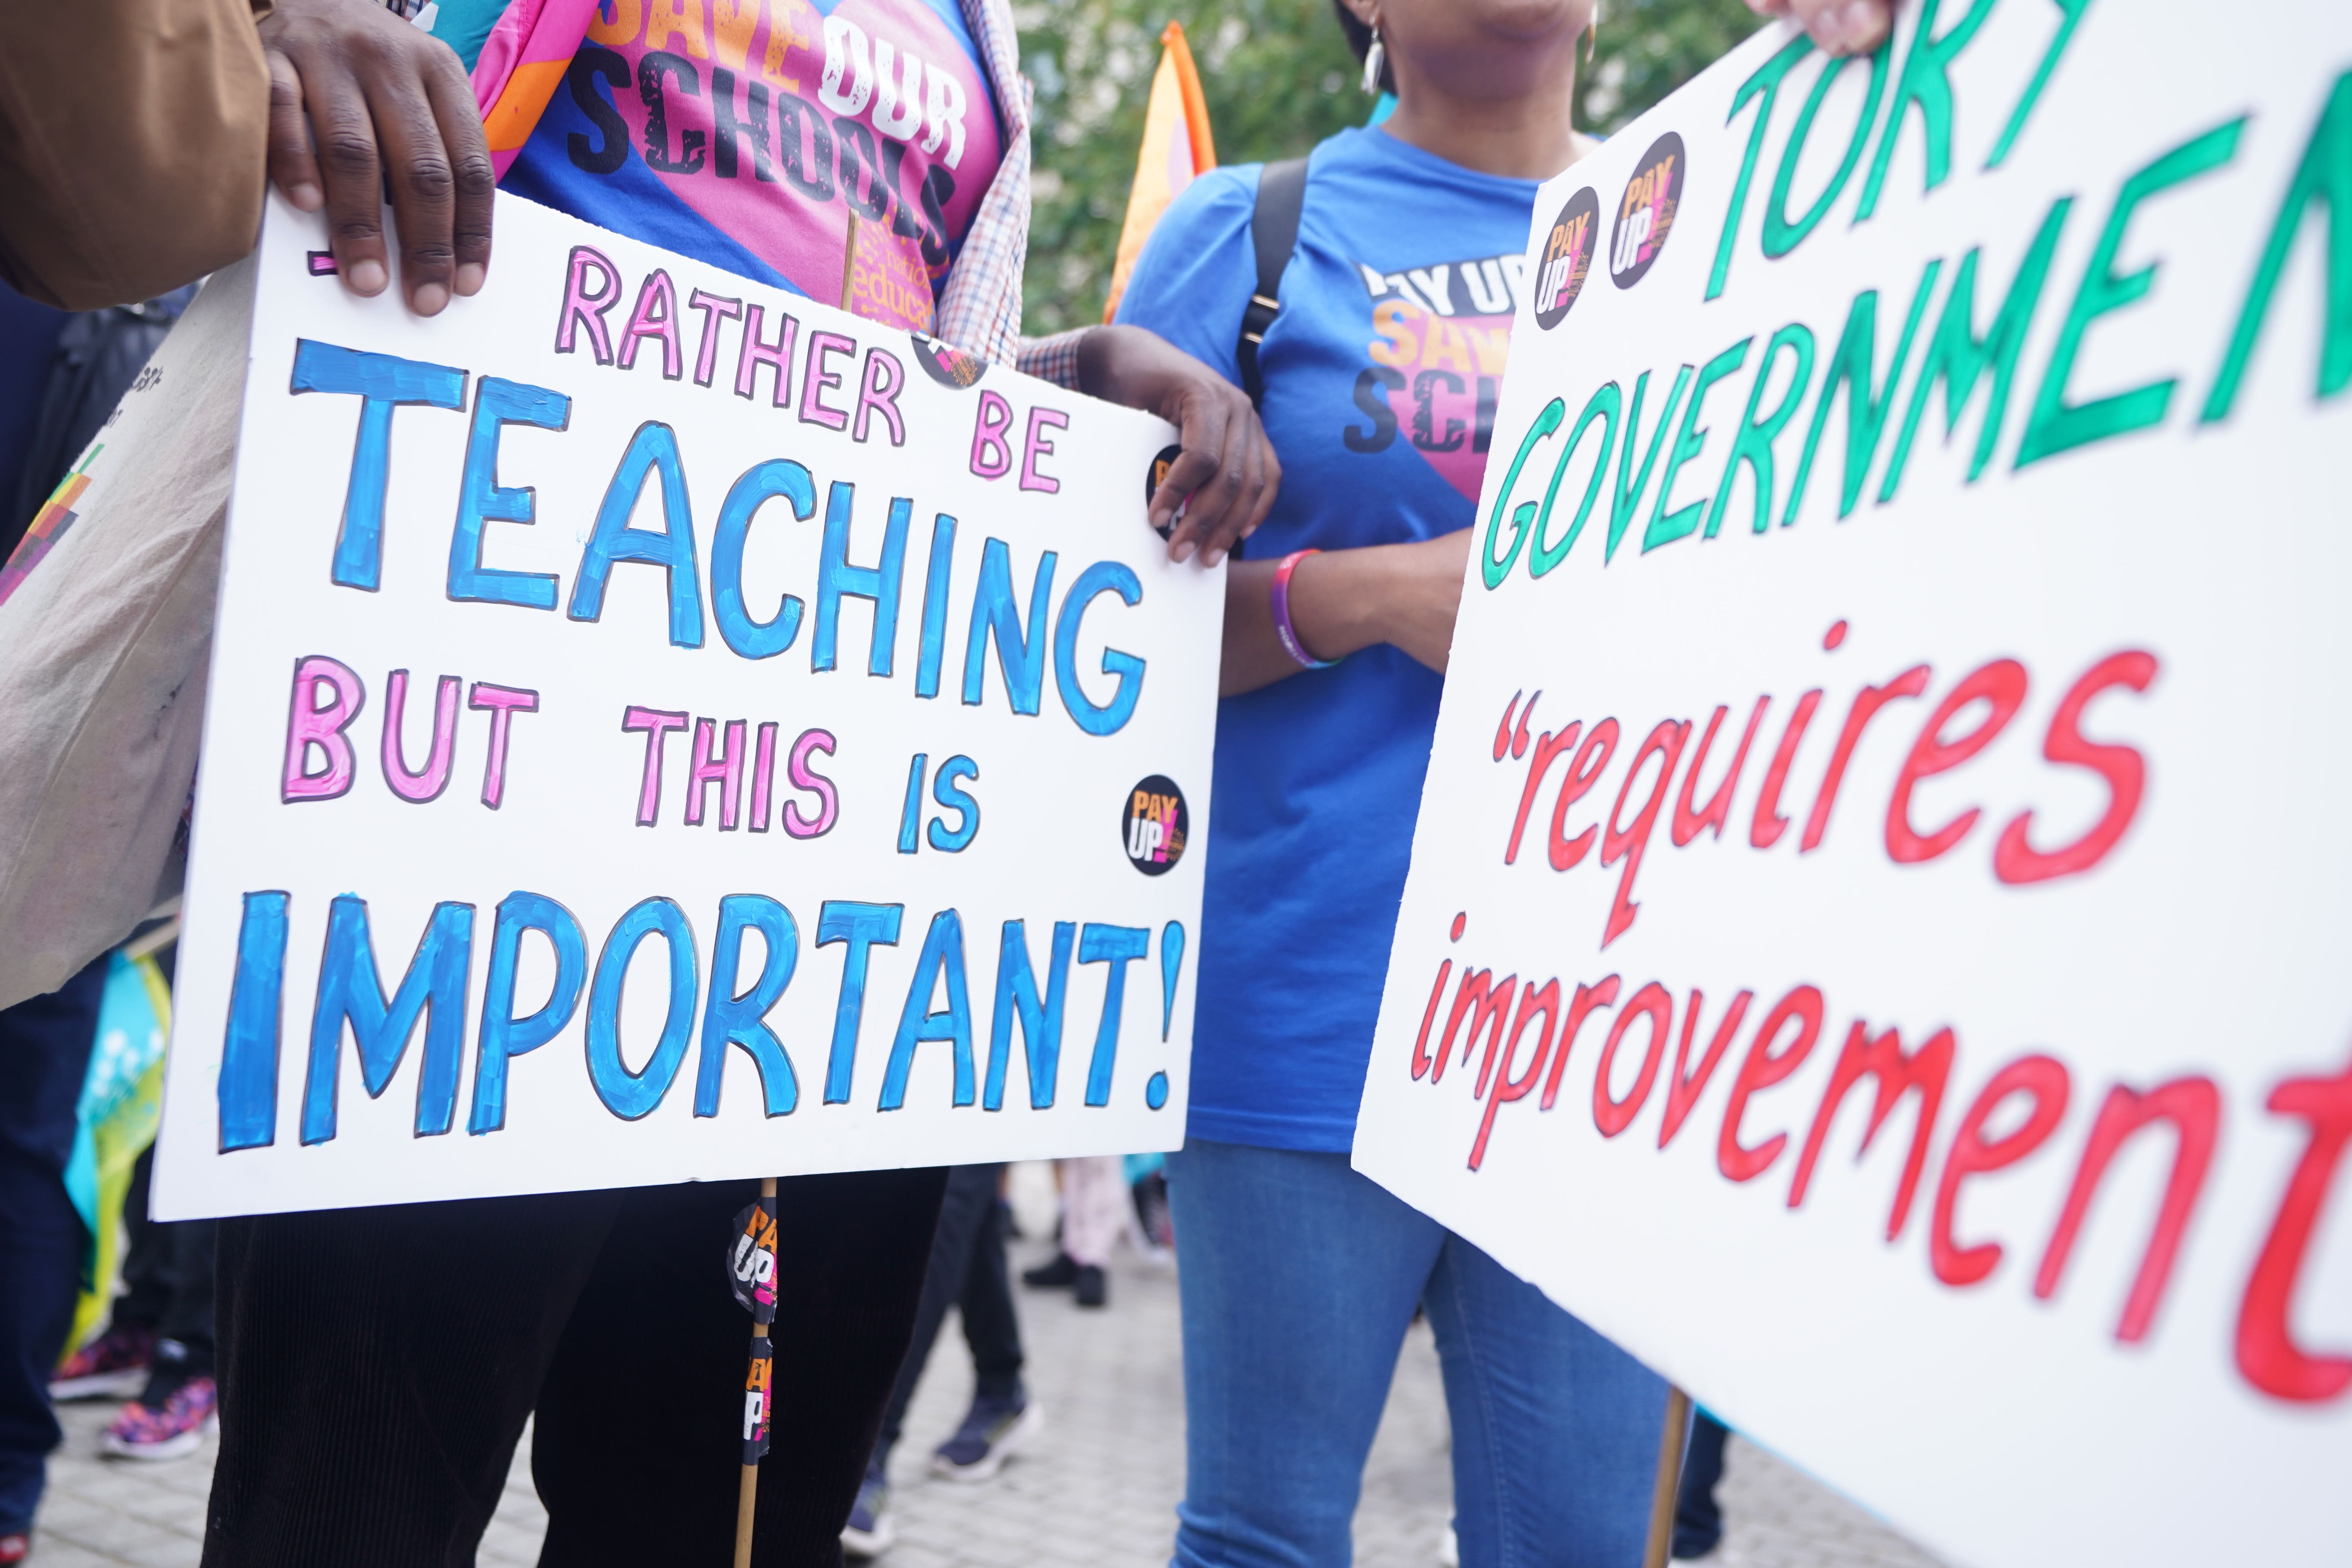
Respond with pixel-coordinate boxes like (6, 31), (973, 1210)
(504, 0), (1005, 332)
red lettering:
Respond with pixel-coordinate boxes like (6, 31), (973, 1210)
(1801, 664), (1931, 852)
(1507, 722), (1582, 865)
(1788, 1022), (1953, 1240)
(1432, 970), (1517, 1087)
(1541, 975), (1621, 1110)
(1930, 1054), (2072, 1287)
(1994, 650), (2156, 885)
(1661, 987), (1753, 1149)
(1548, 720), (1620, 870)
(1593, 982), (1674, 1137)
(1600, 721), (1691, 946)
(1492, 689), (1539, 762)
(1718, 985), (1825, 1182)
(1409, 958), (1454, 1080)
(2034, 1076), (2220, 1343)
(2236, 1052), (2352, 1402)
(1470, 980), (1561, 1170)
(1674, 697), (1769, 846)
(1887, 659), (2028, 863)
(1749, 689), (1822, 848)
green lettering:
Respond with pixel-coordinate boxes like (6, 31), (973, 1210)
(1529, 383), (1620, 578)
(1706, 323), (1818, 538)
(1985, 0), (2095, 171)
(1880, 197), (2072, 500)
(2018, 118), (2246, 469)
(2203, 69), (2352, 423)
(1605, 366), (1693, 564)
(1855, 0), (1999, 222)
(1763, 41), (1893, 260)
(1786, 259), (1943, 523)
(1482, 398), (1565, 589)
(1708, 34), (1816, 302)
(1643, 338), (1755, 553)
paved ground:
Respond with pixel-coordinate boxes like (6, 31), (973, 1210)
(30, 1164), (1949, 1568)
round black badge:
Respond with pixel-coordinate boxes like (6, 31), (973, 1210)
(1532, 187), (1601, 331)
(1608, 132), (1686, 291)
(1121, 776), (1188, 876)
(911, 333), (987, 389)
(1144, 444), (1184, 539)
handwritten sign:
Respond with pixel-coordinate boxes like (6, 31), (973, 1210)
(152, 192), (1219, 1220)
(1352, 4), (2351, 1565)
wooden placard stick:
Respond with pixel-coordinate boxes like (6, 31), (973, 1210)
(1642, 1384), (1693, 1568)
(839, 212), (860, 314)
(731, 1176), (780, 1568)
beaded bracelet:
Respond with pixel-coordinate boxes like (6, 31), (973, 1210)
(1271, 549), (1337, 670)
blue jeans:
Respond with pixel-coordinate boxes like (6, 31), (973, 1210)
(1167, 1139), (1664, 1568)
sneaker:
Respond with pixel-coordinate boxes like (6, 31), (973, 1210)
(930, 1393), (1042, 1483)
(1074, 1264), (1107, 1308)
(0, 1532), (28, 1565)
(1020, 1251), (1079, 1289)
(50, 1324), (154, 1400)
(100, 1376), (218, 1461)
(841, 1462), (894, 1558)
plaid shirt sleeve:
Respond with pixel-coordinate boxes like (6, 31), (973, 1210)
(923, 0), (1093, 391)
(1015, 329), (1088, 390)
(932, 0), (1033, 369)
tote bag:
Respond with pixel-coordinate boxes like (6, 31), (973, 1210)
(0, 257), (253, 1009)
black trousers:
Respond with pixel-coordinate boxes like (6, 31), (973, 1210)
(204, 1167), (948, 1568)
(119, 1149), (216, 1381)
(0, 958), (107, 1536)
(873, 1164), (1023, 1465)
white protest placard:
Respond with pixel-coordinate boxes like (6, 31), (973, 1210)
(1351, 3), (2351, 1564)
(152, 192), (1218, 1221)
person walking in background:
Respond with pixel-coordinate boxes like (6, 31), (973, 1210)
(1020, 1155), (1128, 1308)
(1110, 0), (1889, 1563)
(50, 1150), (219, 1463)
(845, 1165), (1037, 1559)
(1672, 1411), (1734, 1562)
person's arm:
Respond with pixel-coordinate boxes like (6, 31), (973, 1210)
(1220, 530), (1470, 698)
(0, 0), (272, 309)
(1076, 325), (1279, 569)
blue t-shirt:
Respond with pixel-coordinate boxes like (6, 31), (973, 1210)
(1117, 128), (1540, 1151)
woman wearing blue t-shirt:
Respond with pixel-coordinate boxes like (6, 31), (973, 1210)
(1115, 0), (1888, 1563)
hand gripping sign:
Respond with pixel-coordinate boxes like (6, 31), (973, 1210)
(1353, 5), (2352, 1567)
(147, 191), (1221, 1220)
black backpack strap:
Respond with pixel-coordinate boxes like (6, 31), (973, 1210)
(1236, 156), (1308, 409)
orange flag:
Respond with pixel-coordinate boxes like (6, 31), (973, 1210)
(1101, 22), (1217, 323)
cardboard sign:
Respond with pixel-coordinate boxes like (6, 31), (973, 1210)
(152, 193), (1218, 1220)
(1351, 5), (2351, 1565)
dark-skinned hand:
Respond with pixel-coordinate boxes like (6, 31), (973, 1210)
(259, 0), (494, 315)
(1077, 324), (1281, 569)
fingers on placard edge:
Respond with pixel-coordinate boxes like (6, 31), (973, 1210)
(425, 63), (496, 279)
(264, 51), (324, 207)
(369, 75), (461, 302)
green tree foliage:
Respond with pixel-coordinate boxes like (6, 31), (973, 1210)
(1017, 0), (1766, 334)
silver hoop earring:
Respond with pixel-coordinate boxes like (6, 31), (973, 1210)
(1361, 27), (1386, 96)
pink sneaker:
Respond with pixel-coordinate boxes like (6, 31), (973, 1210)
(49, 1324), (154, 1401)
(100, 1376), (218, 1461)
